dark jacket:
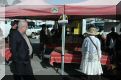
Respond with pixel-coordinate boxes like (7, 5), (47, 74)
(106, 32), (119, 48)
(9, 30), (30, 63)
(115, 34), (121, 50)
(9, 29), (17, 47)
(40, 29), (48, 44)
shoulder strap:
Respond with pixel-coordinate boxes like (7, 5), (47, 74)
(88, 36), (100, 61)
(88, 36), (98, 51)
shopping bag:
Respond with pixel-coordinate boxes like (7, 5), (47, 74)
(5, 48), (12, 61)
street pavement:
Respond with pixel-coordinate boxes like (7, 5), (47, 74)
(4, 55), (117, 80)
(5, 55), (60, 75)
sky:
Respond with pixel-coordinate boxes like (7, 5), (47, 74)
(45, 0), (86, 5)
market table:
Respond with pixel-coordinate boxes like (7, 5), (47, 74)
(50, 50), (110, 66)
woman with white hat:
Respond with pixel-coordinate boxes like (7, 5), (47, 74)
(80, 24), (103, 79)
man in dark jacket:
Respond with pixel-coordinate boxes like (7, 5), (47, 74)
(39, 25), (48, 59)
(40, 25), (48, 45)
(10, 20), (35, 80)
(9, 20), (18, 49)
(5, 20), (18, 64)
(106, 27), (119, 64)
(115, 28), (121, 70)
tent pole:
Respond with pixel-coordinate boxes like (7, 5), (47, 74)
(61, 14), (66, 75)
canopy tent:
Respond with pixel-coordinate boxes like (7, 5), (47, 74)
(1, 0), (120, 19)
(2, 0), (121, 76)
(65, 5), (117, 19)
(116, 1), (121, 20)
(5, 5), (64, 20)
(4, 5), (117, 19)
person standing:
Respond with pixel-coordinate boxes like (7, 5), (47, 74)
(51, 26), (58, 43)
(9, 20), (18, 44)
(96, 29), (106, 52)
(9, 20), (18, 35)
(6, 20), (18, 64)
(106, 27), (119, 64)
(115, 28), (121, 70)
(9, 20), (35, 80)
(80, 24), (103, 79)
(39, 25), (51, 60)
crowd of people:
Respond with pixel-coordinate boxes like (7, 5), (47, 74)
(2, 20), (121, 80)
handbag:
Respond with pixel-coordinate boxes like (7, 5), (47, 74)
(5, 48), (12, 61)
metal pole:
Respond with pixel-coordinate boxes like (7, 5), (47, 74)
(61, 14), (66, 75)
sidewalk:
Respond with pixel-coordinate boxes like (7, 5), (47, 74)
(5, 55), (120, 80)
(5, 55), (60, 75)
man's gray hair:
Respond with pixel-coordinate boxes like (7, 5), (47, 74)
(18, 20), (27, 29)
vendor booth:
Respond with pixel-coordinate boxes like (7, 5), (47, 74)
(3, 0), (121, 75)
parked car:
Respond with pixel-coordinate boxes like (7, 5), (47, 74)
(26, 26), (41, 39)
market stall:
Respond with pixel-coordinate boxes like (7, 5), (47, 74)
(3, 0), (121, 75)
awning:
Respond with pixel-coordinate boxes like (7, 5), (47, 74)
(1, 0), (120, 19)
